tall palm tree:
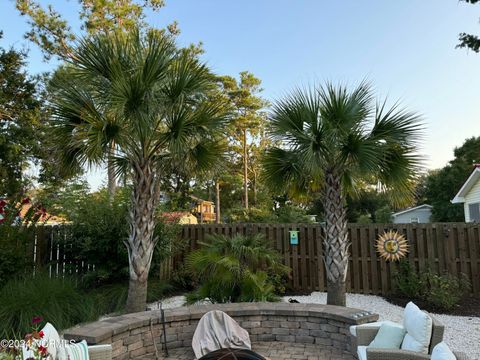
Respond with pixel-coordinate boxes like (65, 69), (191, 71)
(50, 30), (229, 312)
(262, 82), (423, 306)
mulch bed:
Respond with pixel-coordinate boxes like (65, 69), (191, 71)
(384, 295), (480, 317)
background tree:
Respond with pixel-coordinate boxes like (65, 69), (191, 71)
(220, 72), (268, 209)
(0, 33), (43, 197)
(457, 0), (480, 52)
(50, 30), (229, 312)
(15, 0), (181, 199)
(424, 136), (480, 221)
(263, 83), (423, 305)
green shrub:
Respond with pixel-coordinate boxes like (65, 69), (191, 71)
(65, 188), (130, 286)
(394, 260), (423, 298)
(423, 273), (470, 311)
(88, 279), (173, 314)
(374, 205), (393, 223)
(186, 234), (289, 303)
(393, 261), (470, 311)
(0, 274), (173, 338)
(0, 275), (96, 339)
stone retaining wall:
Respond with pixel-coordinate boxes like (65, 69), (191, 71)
(63, 303), (378, 360)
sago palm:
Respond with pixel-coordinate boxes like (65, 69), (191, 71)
(186, 234), (289, 303)
(50, 30), (229, 312)
(262, 82), (423, 306)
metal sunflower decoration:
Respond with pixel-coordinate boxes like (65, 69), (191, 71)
(376, 230), (408, 261)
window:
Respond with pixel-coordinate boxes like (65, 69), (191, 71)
(410, 217), (419, 224)
(469, 203), (480, 223)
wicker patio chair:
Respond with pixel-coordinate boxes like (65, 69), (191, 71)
(352, 317), (468, 360)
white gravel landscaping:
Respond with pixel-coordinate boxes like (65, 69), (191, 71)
(150, 292), (480, 359)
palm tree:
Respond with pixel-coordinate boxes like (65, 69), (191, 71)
(50, 30), (229, 312)
(262, 82), (423, 306)
(186, 234), (289, 303)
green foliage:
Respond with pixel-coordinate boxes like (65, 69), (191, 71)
(0, 41), (43, 197)
(262, 82), (423, 210)
(226, 207), (274, 223)
(186, 234), (289, 303)
(424, 273), (470, 311)
(424, 137), (480, 221)
(0, 275), (96, 339)
(375, 205), (393, 223)
(65, 188), (130, 285)
(356, 214), (372, 224)
(0, 198), (46, 285)
(394, 261), (423, 299)
(87, 279), (173, 314)
(15, 0), (175, 61)
(0, 274), (173, 338)
(393, 261), (470, 311)
(226, 204), (314, 224)
(457, 0), (480, 53)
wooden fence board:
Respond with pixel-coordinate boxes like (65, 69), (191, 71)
(170, 223), (480, 296)
(23, 223), (480, 296)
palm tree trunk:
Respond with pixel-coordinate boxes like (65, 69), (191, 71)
(324, 170), (349, 306)
(125, 160), (160, 313)
(107, 141), (117, 202)
(243, 129), (249, 210)
(215, 179), (221, 224)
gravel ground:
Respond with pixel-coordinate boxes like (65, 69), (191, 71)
(284, 292), (480, 360)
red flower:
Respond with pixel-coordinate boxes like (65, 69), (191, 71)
(0, 200), (6, 208)
(32, 316), (43, 324)
(38, 330), (44, 338)
(21, 197), (31, 204)
(38, 345), (48, 357)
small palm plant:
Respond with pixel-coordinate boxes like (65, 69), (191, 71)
(263, 82), (423, 306)
(186, 234), (289, 303)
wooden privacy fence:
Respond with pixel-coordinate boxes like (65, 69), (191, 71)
(30, 225), (93, 277)
(172, 223), (480, 296)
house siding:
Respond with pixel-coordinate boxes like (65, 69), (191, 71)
(393, 208), (432, 223)
(464, 179), (480, 222)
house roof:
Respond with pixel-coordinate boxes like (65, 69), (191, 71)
(392, 204), (433, 217)
(160, 211), (195, 222)
(452, 165), (480, 204)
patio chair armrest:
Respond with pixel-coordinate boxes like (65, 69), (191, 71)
(366, 348), (430, 360)
(453, 351), (470, 360)
(354, 326), (380, 346)
(88, 344), (112, 360)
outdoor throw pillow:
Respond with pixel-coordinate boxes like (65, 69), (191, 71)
(431, 342), (456, 360)
(369, 323), (407, 349)
(401, 302), (433, 353)
(61, 340), (89, 360)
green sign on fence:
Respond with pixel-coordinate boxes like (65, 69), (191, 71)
(289, 230), (299, 245)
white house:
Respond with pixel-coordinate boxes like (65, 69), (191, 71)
(392, 204), (433, 224)
(451, 165), (480, 223)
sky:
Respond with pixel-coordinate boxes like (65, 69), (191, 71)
(1, 0), (479, 190)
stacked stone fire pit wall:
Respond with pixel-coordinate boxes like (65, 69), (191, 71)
(63, 303), (378, 360)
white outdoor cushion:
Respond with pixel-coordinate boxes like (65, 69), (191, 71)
(357, 345), (367, 360)
(369, 322), (407, 349)
(401, 302), (433, 353)
(349, 320), (404, 337)
(41, 322), (61, 359)
(431, 342), (456, 360)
